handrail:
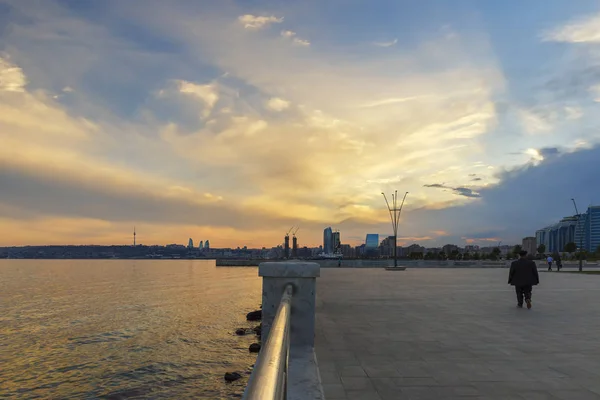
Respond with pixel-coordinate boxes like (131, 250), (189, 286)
(243, 284), (293, 400)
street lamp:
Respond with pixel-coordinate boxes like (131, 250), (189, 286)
(382, 191), (408, 268)
(571, 198), (584, 272)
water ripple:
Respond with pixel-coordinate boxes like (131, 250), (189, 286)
(0, 260), (261, 399)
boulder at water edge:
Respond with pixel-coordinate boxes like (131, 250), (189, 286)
(249, 343), (261, 353)
(224, 372), (242, 382)
(235, 328), (246, 336)
(246, 310), (262, 321)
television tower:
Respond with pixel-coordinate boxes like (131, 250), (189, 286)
(133, 227), (136, 246)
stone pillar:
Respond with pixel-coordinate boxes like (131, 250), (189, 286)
(259, 261), (320, 347)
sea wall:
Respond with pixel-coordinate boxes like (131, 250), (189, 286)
(216, 259), (599, 268)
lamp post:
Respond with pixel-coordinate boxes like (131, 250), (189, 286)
(382, 191), (408, 268)
(571, 198), (584, 272)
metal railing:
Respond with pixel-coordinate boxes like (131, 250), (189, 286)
(243, 284), (293, 400)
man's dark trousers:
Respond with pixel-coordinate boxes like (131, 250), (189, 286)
(515, 285), (532, 306)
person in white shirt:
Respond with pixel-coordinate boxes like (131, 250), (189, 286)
(547, 255), (553, 271)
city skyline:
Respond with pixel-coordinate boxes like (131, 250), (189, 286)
(2, 1), (600, 248)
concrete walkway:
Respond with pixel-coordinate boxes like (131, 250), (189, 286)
(315, 268), (600, 400)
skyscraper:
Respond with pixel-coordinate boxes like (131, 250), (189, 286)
(284, 234), (290, 258)
(589, 206), (600, 253)
(365, 234), (379, 248)
(292, 236), (298, 258)
(188, 238), (194, 249)
(578, 206), (600, 252)
(199, 240), (204, 250)
(332, 231), (340, 253)
(323, 227), (333, 255)
(204, 240), (210, 250)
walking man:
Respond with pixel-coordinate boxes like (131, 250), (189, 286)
(546, 255), (553, 271)
(508, 250), (540, 309)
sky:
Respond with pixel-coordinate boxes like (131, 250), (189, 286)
(1, 0), (600, 248)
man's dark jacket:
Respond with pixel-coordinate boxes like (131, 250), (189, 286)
(508, 258), (540, 286)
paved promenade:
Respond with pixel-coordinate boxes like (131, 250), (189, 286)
(315, 268), (600, 400)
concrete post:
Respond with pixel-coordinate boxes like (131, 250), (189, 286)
(259, 261), (320, 347)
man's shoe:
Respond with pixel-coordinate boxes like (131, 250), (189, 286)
(526, 299), (532, 309)
(517, 304), (523, 308)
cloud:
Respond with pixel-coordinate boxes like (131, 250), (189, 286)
(0, 56), (27, 92)
(564, 106), (583, 120)
(176, 80), (218, 108)
(589, 84), (600, 102)
(238, 14), (283, 29)
(62, 86), (74, 93)
(406, 143), (600, 245)
(293, 38), (310, 46)
(542, 13), (600, 43)
(424, 183), (481, 198)
(518, 108), (553, 134)
(266, 97), (290, 111)
(279, 30), (310, 46)
(9, 0), (594, 248)
(374, 39), (398, 47)
(359, 96), (429, 108)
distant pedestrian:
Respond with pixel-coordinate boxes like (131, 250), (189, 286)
(508, 250), (540, 309)
(555, 254), (562, 271)
(546, 255), (553, 271)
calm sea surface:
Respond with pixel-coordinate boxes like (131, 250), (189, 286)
(0, 260), (261, 399)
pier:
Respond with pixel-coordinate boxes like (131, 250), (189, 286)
(249, 263), (600, 399)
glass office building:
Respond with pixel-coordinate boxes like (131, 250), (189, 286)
(539, 205), (600, 254)
(365, 234), (379, 248)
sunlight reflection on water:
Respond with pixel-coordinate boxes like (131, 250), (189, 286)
(0, 260), (261, 399)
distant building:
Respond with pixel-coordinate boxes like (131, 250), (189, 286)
(340, 244), (354, 258)
(406, 243), (425, 256)
(464, 245), (480, 253)
(292, 236), (298, 258)
(323, 227), (333, 255)
(188, 238), (194, 249)
(284, 234), (290, 258)
(536, 215), (578, 253)
(574, 205), (600, 252)
(442, 244), (459, 255)
(380, 236), (395, 257)
(522, 237), (537, 255)
(204, 240), (210, 250)
(199, 240), (204, 250)
(332, 231), (341, 253)
(365, 234), (379, 248)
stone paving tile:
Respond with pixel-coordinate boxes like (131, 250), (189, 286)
(340, 376), (374, 391)
(321, 383), (345, 399)
(315, 268), (600, 399)
(345, 389), (383, 400)
(339, 366), (367, 377)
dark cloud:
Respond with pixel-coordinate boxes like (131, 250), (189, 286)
(471, 177), (482, 181)
(0, 164), (306, 230)
(539, 147), (560, 158)
(408, 144), (600, 244)
(423, 183), (481, 198)
(453, 187), (481, 198)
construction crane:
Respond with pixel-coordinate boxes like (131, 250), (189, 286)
(292, 227), (300, 237)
